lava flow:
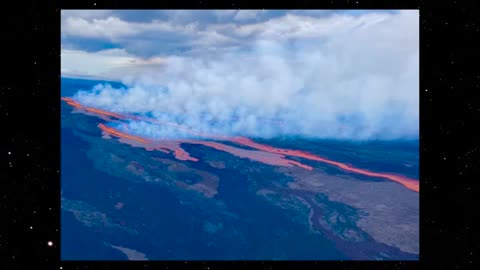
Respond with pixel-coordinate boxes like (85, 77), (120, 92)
(229, 137), (419, 192)
(98, 123), (198, 162)
(62, 97), (125, 120)
(98, 123), (150, 144)
(98, 122), (311, 170)
(63, 97), (419, 192)
(182, 139), (313, 170)
(62, 97), (222, 139)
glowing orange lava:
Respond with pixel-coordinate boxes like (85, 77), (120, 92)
(229, 137), (419, 192)
(98, 123), (150, 144)
(62, 97), (219, 139)
(182, 139), (313, 170)
(97, 123), (198, 162)
(154, 141), (199, 162)
(63, 97), (419, 192)
(62, 97), (125, 120)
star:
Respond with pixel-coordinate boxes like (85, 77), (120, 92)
(48, 241), (53, 246)
(8, 151), (11, 155)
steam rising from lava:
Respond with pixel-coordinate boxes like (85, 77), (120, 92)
(63, 97), (419, 192)
(71, 12), (418, 141)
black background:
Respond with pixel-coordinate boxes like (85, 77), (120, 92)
(2, 0), (479, 269)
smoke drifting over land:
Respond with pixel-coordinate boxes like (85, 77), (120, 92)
(70, 11), (418, 141)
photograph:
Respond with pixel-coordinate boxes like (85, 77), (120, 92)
(60, 10), (419, 261)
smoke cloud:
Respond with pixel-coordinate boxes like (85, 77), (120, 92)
(70, 11), (419, 141)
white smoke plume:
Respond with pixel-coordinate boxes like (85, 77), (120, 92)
(71, 11), (419, 141)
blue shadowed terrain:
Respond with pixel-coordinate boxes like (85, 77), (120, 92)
(61, 77), (419, 261)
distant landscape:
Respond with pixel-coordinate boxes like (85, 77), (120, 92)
(61, 10), (419, 260)
(61, 78), (418, 260)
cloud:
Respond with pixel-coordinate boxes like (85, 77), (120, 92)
(66, 10), (419, 141)
(61, 10), (399, 58)
(62, 16), (196, 40)
(61, 48), (167, 81)
(233, 10), (264, 21)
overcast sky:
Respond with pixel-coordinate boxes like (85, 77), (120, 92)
(61, 10), (419, 141)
